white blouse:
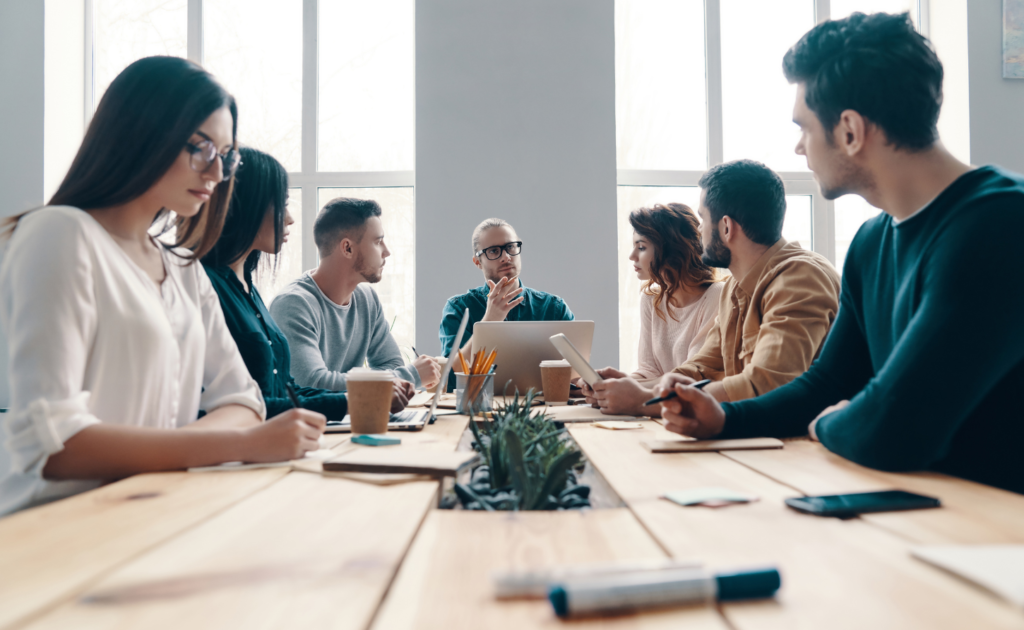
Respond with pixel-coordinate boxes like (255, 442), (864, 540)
(633, 283), (724, 381)
(0, 207), (265, 515)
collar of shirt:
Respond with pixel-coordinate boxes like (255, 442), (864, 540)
(736, 238), (788, 298)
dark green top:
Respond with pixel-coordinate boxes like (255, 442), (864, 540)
(204, 265), (348, 420)
(439, 280), (575, 391)
(721, 166), (1024, 495)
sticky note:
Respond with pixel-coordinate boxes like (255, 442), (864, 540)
(594, 421), (645, 430)
(662, 487), (758, 508)
(352, 434), (401, 446)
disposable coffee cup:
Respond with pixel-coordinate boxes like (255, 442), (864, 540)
(540, 359), (572, 404)
(346, 368), (394, 434)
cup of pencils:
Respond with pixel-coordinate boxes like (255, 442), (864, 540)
(455, 348), (497, 415)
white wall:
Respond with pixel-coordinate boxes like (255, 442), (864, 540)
(968, 0), (1024, 173)
(415, 0), (620, 366)
(929, 0), (970, 164)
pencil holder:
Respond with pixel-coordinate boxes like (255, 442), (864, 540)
(455, 370), (495, 415)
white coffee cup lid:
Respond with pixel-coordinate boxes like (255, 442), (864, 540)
(346, 367), (395, 381)
(540, 359), (571, 368)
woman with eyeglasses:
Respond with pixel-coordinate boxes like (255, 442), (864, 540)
(0, 57), (325, 515)
(438, 218), (575, 389)
(579, 203), (722, 416)
(202, 147), (411, 420)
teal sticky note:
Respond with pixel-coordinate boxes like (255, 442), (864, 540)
(352, 434), (401, 446)
(663, 487), (757, 507)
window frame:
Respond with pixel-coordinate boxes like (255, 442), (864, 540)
(83, 0), (415, 275)
(616, 0), (926, 265)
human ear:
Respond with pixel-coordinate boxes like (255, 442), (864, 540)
(341, 238), (355, 258)
(472, 256), (482, 270)
(837, 109), (867, 156)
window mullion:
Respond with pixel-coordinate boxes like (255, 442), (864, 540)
(301, 0), (319, 272)
(815, 0), (830, 24)
(84, 0), (95, 125)
(705, 0), (723, 167)
(187, 0), (203, 64)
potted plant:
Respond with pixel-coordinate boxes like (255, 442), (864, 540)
(451, 390), (591, 511)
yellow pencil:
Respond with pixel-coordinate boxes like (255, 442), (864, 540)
(458, 350), (470, 374)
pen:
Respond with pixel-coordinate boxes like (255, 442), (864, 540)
(643, 379), (712, 406)
(548, 566), (780, 618)
(285, 382), (302, 409)
(412, 346), (420, 357)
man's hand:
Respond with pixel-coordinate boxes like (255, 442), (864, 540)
(482, 276), (524, 322)
(391, 379), (415, 412)
(576, 367), (627, 401)
(412, 355), (441, 390)
(656, 373), (726, 439)
(810, 399), (849, 441)
(589, 377), (656, 416)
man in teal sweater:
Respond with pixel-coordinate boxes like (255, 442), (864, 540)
(658, 12), (1024, 494)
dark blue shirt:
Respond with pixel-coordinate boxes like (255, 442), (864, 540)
(720, 166), (1024, 494)
(439, 281), (574, 390)
(204, 265), (348, 420)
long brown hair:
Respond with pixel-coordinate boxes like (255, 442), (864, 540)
(629, 203), (717, 322)
(38, 56), (237, 261)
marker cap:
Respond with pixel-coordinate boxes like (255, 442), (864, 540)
(548, 586), (569, 617)
(714, 567), (781, 601)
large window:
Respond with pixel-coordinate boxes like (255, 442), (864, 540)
(615, 0), (921, 373)
(87, 0), (417, 350)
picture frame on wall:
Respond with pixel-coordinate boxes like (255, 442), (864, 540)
(1005, 0), (1024, 78)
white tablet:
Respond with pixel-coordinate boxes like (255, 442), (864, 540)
(549, 333), (603, 387)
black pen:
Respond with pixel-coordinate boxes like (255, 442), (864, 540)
(412, 346), (421, 357)
(285, 382), (302, 409)
(643, 379), (712, 406)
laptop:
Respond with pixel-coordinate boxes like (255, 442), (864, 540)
(326, 309), (471, 433)
(471, 321), (595, 395)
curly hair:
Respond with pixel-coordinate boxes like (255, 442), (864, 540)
(629, 203), (717, 322)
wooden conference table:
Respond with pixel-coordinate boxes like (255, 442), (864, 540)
(2, 404), (1023, 630)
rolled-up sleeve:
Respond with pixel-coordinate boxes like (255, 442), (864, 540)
(0, 212), (102, 478)
(720, 260), (839, 402)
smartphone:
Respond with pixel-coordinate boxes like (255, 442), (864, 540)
(784, 490), (941, 518)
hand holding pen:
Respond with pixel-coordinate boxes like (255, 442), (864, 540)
(651, 374), (727, 439)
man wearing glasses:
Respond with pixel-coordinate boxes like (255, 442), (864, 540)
(439, 218), (574, 378)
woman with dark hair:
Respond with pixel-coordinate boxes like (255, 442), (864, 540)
(202, 147), (412, 419)
(0, 57), (325, 515)
(579, 202), (722, 416)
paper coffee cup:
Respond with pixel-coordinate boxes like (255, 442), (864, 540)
(346, 368), (394, 434)
(540, 359), (572, 403)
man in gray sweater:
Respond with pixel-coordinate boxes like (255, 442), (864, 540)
(270, 197), (440, 395)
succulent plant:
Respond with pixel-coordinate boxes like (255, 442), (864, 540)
(454, 389), (591, 511)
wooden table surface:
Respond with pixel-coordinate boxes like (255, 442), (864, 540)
(3, 413), (1022, 629)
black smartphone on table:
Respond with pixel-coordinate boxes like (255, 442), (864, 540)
(784, 490), (941, 518)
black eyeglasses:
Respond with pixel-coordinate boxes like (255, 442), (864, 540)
(184, 140), (241, 182)
(475, 241), (523, 261)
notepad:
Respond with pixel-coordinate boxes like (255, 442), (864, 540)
(642, 437), (784, 453)
(912, 545), (1024, 608)
(322, 450), (480, 476)
(544, 405), (640, 424)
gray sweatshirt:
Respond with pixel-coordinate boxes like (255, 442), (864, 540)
(269, 273), (419, 391)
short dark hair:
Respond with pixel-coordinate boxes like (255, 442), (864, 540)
(782, 11), (942, 151)
(203, 147), (288, 283)
(698, 159), (785, 247)
(314, 197), (382, 257)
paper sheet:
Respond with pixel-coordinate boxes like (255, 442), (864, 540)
(912, 545), (1024, 608)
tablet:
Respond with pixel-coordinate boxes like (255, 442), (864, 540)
(549, 333), (603, 387)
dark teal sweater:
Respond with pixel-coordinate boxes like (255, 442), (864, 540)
(721, 166), (1024, 495)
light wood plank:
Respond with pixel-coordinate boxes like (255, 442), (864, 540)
(21, 473), (440, 630)
(371, 509), (729, 630)
(569, 422), (1024, 629)
(0, 468), (289, 630)
(724, 439), (1024, 544)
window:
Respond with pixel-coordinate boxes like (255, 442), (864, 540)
(614, 0), (922, 372)
(87, 0), (416, 344)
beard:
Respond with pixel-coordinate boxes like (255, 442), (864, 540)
(355, 252), (383, 284)
(701, 225), (731, 268)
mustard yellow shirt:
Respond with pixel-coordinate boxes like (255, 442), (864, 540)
(675, 239), (840, 401)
